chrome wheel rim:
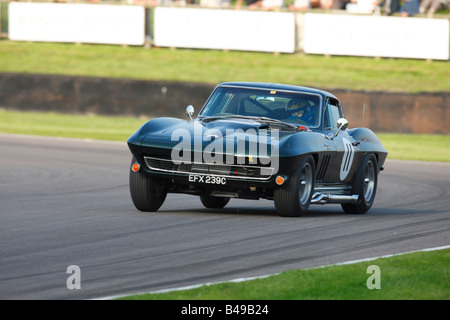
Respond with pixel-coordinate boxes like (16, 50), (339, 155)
(299, 163), (313, 205)
(363, 160), (375, 202)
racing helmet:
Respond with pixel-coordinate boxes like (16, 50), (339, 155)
(286, 98), (313, 123)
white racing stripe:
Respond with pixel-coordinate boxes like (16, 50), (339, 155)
(340, 137), (354, 181)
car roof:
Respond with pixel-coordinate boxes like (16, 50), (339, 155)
(217, 82), (338, 100)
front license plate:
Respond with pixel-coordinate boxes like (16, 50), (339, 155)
(188, 174), (227, 185)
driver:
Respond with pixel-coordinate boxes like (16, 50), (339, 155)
(286, 98), (315, 125)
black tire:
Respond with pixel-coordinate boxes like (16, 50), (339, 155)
(342, 153), (378, 214)
(129, 157), (167, 212)
(274, 155), (315, 217)
(200, 195), (230, 209)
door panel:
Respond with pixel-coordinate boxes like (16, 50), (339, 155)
(321, 98), (360, 183)
(333, 131), (360, 183)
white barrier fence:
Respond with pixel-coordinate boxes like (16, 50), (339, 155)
(6, 2), (450, 60)
(8, 2), (145, 45)
(153, 7), (296, 53)
(303, 13), (449, 60)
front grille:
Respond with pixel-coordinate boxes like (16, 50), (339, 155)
(144, 156), (274, 180)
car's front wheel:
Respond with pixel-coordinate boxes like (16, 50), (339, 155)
(274, 155), (315, 217)
(129, 157), (167, 212)
(342, 153), (378, 214)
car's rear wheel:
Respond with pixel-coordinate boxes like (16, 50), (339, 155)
(200, 195), (230, 209)
(342, 153), (378, 214)
(274, 155), (315, 217)
(129, 157), (167, 212)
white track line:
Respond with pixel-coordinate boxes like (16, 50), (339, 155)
(96, 244), (450, 300)
(0, 132), (125, 145)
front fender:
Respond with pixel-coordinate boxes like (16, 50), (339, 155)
(348, 127), (388, 167)
(127, 117), (186, 146)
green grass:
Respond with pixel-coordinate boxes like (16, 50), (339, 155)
(1, 109), (449, 162)
(119, 248), (450, 300)
(1, 40), (449, 93)
(0, 109), (147, 142)
(377, 133), (450, 162)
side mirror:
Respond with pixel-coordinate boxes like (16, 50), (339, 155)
(333, 118), (348, 138)
(186, 105), (194, 122)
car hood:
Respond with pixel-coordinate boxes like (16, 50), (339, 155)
(138, 118), (296, 156)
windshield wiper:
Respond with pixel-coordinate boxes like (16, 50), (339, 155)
(201, 115), (298, 130)
(201, 115), (253, 122)
(249, 116), (298, 129)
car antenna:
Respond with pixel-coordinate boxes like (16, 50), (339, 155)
(362, 104), (366, 128)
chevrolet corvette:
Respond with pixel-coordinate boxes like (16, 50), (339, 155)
(127, 82), (387, 217)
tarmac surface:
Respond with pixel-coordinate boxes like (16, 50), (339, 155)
(0, 134), (449, 299)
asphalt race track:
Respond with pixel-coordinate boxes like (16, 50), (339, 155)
(0, 134), (449, 300)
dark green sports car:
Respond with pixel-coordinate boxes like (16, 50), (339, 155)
(127, 82), (388, 217)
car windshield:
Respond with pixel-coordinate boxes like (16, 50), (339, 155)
(199, 87), (321, 127)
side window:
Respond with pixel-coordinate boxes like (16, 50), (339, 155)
(324, 99), (343, 130)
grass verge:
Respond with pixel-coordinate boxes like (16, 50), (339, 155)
(0, 109), (147, 142)
(376, 133), (450, 163)
(0, 109), (448, 162)
(1, 40), (449, 93)
(119, 248), (450, 300)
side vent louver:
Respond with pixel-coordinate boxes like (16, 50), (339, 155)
(317, 155), (331, 180)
